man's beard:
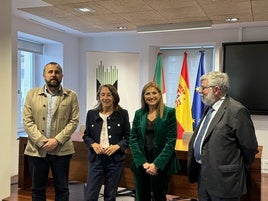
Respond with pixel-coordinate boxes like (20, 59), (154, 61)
(46, 79), (61, 88)
(202, 91), (216, 106)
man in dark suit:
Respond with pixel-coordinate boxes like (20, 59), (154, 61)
(187, 71), (258, 201)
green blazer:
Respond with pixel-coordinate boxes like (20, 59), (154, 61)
(130, 106), (180, 175)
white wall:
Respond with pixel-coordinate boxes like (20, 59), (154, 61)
(86, 51), (140, 122)
(9, 17), (81, 180)
(7, 16), (268, 197)
(0, 1), (13, 199)
(252, 115), (268, 172)
(79, 26), (268, 172)
(15, 17), (80, 94)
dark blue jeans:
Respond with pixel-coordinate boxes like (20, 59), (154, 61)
(85, 155), (124, 201)
(28, 154), (72, 201)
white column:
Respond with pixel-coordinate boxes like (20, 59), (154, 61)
(0, 0), (13, 199)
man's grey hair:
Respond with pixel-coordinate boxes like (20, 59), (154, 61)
(201, 71), (230, 94)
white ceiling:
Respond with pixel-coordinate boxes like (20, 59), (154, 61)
(13, 0), (268, 37)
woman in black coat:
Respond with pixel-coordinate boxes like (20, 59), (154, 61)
(83, 84), (130, 201)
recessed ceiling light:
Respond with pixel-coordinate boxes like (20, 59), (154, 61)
(225, 17), (239, 22)
(116, 26), (128, 30)
(74, 7), (95, 13)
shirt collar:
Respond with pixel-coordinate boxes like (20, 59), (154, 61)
(45, 85), (62, 96)
(212, 96), (225, 112)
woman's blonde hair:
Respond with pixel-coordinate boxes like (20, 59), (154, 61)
(141, 81), (165, 118)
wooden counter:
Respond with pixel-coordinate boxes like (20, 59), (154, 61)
(18, 137), (262, 200)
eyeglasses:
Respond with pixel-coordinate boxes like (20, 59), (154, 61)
(196, 86), (214, 92)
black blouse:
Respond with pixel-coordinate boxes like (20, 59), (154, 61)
(145, 119), (156, 162)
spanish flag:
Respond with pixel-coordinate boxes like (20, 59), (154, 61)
(175, 52), (193, 139)
(153, 51), (166, 103)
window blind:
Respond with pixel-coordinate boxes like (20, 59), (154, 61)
(18, 39), (43, 54)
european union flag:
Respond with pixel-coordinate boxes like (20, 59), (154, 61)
(192, 51), (205, 129)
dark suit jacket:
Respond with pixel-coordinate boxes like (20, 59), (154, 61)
(187, 96), (258, 198)
(83, 109), (130, 162)
(130, 106), (180, 175)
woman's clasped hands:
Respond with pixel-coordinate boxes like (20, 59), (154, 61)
(143, 162), (158, 175)
(91, 143), (120, 156)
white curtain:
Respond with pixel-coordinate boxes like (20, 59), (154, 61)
(161, 47), (214, 107)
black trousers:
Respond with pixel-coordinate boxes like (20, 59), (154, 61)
(133, 167), (170, 201)
(27, 154), (72, 201)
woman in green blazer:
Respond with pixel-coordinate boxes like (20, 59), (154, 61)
(130, 81), (180, 201)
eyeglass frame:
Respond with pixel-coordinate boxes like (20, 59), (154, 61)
(196, 85), (215, 92)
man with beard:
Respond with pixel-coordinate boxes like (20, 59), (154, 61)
(187, 71), (258, 201)
(23, 62), (79, 201)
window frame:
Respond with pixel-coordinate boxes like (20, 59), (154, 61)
(160, 47), (215, 107)
(17, 39), (44, 133)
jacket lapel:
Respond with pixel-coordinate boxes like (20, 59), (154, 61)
(204, 97), (229, 141)
(52, 89), (67, 115)
(140, 111), (148, 138)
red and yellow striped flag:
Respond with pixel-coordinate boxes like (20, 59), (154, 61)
(175, 52), (193, 139)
